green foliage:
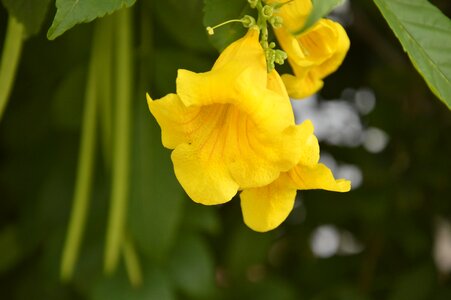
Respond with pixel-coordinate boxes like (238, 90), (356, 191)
(154, 0), (212, 53)
(0, 17), (24, 120)
(374, 0), (451, 109)
(1, 0), (451, 300)
(168, 235), (215, 298)
(293, 0), (344, 34)
(1, 0), (52, 36)
(92, 268), (175, 300)
(47, 0), (136, 40)
(203, 0), (254, 52)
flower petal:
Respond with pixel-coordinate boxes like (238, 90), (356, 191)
(296, 119), (320, 167)
(176, 29), (267, 108)
(267, 70), (289, 99)
(228, 123), (304, 189)
(288, 163), (351, 192)
(147, 93), (202, 148)
(212, 28), (264, 71)
(275, 18), (350, 99)
(297, 19), (350, 77)
(166, 99), (302, 194)
(240, 176), (297, 232)
(172, 142), (239, 205)
(270, 0), (312, 33)
(281, 73), (323, 99)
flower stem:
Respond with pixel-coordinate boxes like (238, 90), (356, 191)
(60, 21), (103, 281)
(0, 16), (24, 122)
(122, 233), (143, 287)
(104, 7), (133, 274)
(96, 17), (114, 169)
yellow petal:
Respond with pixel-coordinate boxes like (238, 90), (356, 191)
(296, 19), (350, 77)
(212, 28), (264, 71)
(269, 0), (312, 33)
(281, 73), (324, 99)
(168, 101), (302, 195)
(147, 93), (201, 148)
(276, 18), (350, 99)
(313, 19), (350, 78)
(288, 163), (351, 192)
(176, 28), (267, 108)
(267, 70), (289, 99)
(228, 123), (304, 189)
(177, 66), (295, 132)
(240, 175), (297, 232)
(172, 142), (239, 205)
(296, 119), (320, 167)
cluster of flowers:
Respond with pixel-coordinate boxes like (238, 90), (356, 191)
(147, 0), (351, 232)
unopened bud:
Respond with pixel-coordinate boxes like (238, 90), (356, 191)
(261, 5), (274, 19)
(269, 16), (283, 28)
(241, 15), (256, 28)
(274, 49), (287, 65)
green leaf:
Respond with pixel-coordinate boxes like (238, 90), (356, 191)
(47, 0), (136, 40)
(373, 0), (451, 109)
(203, 0), (254, 52)
(1, 0), (52, 36)
(293, 0), (344, 35)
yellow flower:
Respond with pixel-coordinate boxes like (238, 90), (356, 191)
(240, 120), (351, 232)
(147, 28), (306, 205)
(273, 0), (350, 98)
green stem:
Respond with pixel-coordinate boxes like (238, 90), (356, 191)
(123, 233), (143, 287)
(104, 7), (133, 274)
(256, 0), (269, 48)
(0, 16), (24, 121)
(97, 17), (114, 169)
(60, 22), (102, 281)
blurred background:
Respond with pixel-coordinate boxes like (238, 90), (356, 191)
(1, 0), (451, 299)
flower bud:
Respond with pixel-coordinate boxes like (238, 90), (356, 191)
(274, 49), (287, 65)
(269, 16), (283, 29)
(241, 15), (256, 28)
(261, 5), (274, 19)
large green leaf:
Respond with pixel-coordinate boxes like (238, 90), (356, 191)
(293, 0), (344, 35)
(203, 0), (254, 52)
(1, 0), (52, 36)
(47, 0), (136, 40)
(374, 0), (451, 109)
